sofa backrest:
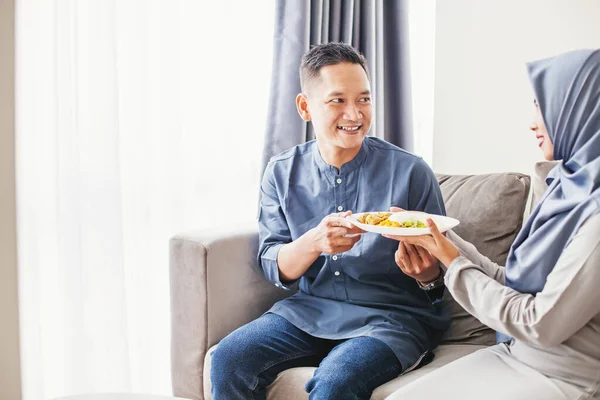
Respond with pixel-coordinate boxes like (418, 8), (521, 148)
(437, 173), (530, 266)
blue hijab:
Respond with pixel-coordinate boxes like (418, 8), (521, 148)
(499, 49), (600, 342)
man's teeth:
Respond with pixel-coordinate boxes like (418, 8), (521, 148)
(338, 126), (360, 131)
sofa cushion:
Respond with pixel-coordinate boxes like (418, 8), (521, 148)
(203, 343), (486, 400)
(436, 172), (530, 345)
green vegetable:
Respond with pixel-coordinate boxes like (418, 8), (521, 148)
(400, 220), (427, 228)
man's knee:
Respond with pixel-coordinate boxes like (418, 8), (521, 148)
(210, 334), (255, 388)
(305, 367), (369, 399)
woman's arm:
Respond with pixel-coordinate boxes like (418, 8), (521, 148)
(445, 230), (505, 284)
(446, 212), (600, 347)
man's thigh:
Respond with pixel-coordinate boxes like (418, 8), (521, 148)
(211, 313), (329, 384)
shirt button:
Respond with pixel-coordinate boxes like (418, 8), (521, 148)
(275, 283), (280, 288)
(337, 206), (343, 211)
(332, 255), (338, 261)
(336, 178), (342, 184)
(334, 271), (340, 276)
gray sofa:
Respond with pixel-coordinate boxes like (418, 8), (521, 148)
(170, 162), (556, 400)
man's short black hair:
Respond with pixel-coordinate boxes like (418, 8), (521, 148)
(300, 42), (369, 92)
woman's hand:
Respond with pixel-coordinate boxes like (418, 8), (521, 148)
(383, 218), (460, 268)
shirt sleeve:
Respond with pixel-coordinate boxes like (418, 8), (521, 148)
(257, 161), (297, 290)
(408, 159), (446, 216)
(445, 230), (505, 284)
(444, 213), (600, 347)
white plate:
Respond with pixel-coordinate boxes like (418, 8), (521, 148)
(346, 211), (459, 236)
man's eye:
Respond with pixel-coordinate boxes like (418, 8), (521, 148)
(331, 99), (344, 103)
(360, 97), (371, 103)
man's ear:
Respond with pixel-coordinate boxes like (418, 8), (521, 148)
(296, 93), (311, 121)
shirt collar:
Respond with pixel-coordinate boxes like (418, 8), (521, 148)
(312, 138), (369, 176)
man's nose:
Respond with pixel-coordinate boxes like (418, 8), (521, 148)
(344, 104), (361, 121)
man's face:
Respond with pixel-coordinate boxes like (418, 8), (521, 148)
(298, 62), (372, 151)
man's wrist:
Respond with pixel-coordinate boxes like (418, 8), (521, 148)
(417, 267), (446, 305)
(417, 267), (445, 290)
(417, 267), (443, 287)
(304, 228), (322, 256)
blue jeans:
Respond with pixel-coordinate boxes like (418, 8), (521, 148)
(210, 313), (402, 400)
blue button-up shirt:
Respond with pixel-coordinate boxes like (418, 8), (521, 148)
(258, 137), (450, 371)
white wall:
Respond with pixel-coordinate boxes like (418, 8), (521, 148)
(0, 0), (22, 399)
(433, 0), (600, 175)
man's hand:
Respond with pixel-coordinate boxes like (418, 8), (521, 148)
(390, 206), (445, 282)
(277, 211), (364, 282)
(311, 211), (364, 254)
(394, 242), (441, 283)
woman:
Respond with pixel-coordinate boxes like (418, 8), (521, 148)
(385, 49), (600, 399)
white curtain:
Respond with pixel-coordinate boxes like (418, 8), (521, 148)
(16, 1), (275, 398)
(408, 0), (436, 166)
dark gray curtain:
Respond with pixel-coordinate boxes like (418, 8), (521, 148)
(261, 0), (413, 172)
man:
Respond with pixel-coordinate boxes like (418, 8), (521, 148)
(211, 42), (449, 400)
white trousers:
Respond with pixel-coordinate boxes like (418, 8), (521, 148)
(386, 344), (587, 400)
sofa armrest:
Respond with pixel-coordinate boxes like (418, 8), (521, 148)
(169, 224), (294, 400)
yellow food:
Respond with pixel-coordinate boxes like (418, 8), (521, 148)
(378, 219), (401, 227)
(358, 212), (392, 225)
(358, 212), (427, 228)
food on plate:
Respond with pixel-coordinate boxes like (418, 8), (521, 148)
(397, 220), (427, 228)
(358, 212), (392, 225)
(358, 212), (427, 228)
